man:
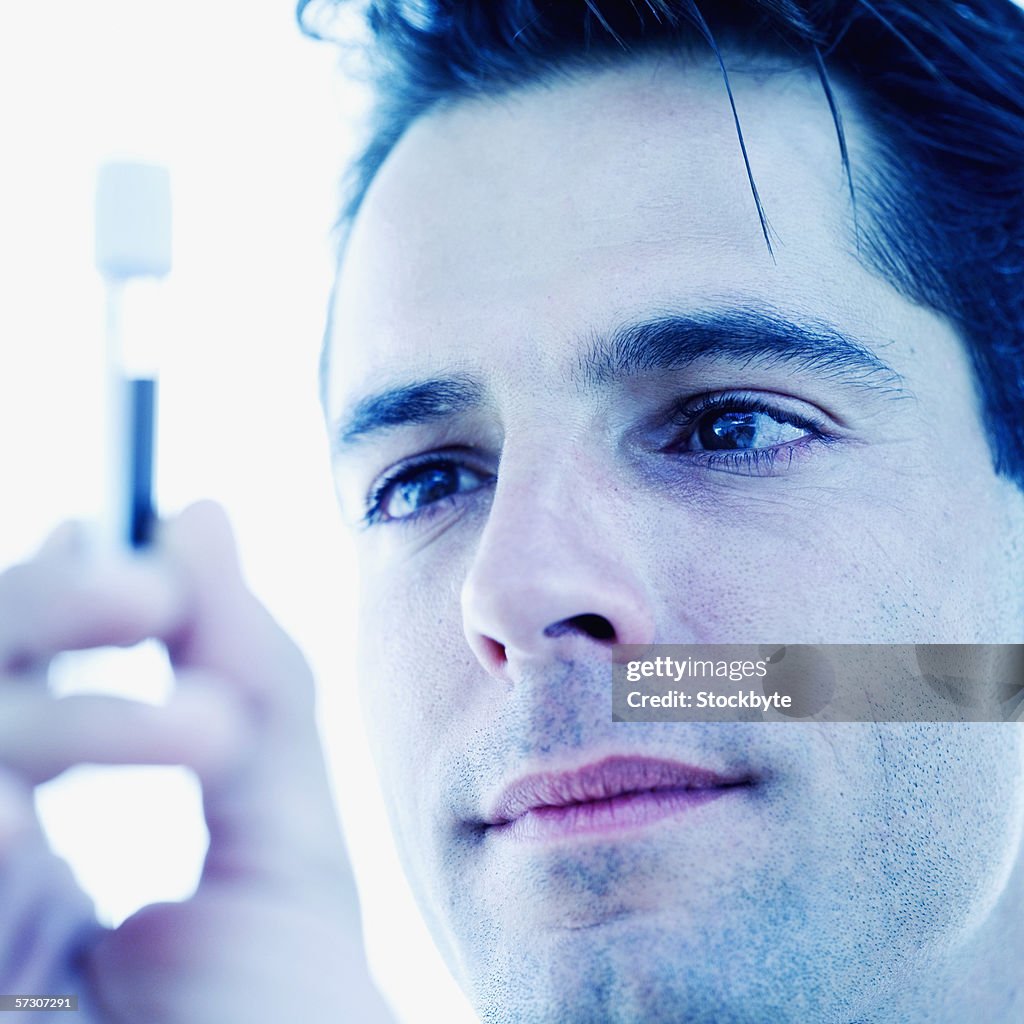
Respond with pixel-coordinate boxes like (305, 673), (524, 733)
(1, 0), (1022, 1021)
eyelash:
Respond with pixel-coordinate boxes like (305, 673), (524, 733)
(363, 393), (833, 526)
(665, 391), (832, 474)
(363, 449), (494, 528)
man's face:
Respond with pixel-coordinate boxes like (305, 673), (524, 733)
(328, 58), (1024, 1022)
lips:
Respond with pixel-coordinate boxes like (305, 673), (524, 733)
(484, 755), (754, 841)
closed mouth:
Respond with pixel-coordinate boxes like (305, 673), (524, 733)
(483, 754), (755, 841)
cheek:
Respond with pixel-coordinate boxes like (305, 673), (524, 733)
(355, 548), (472, 795)
(875, 726), (1024, 940)
(642, 477), (1004, 643)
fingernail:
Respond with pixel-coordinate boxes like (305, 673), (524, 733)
(37, 521), (84, 558)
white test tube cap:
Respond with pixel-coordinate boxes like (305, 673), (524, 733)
(95, 161), (172, 280)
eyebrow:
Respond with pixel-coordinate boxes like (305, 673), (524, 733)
(336, 374), (484, 447)
(333, 308), (904, 450)
(579, 308), (903, 391)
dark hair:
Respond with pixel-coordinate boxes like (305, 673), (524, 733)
(299, 0), (1024, 488)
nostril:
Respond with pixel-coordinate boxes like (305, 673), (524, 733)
(573, 614), (617, 642)
(544, 613), (617, 643)
(480, 635), (508, 665)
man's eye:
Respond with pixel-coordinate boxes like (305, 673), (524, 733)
(664, 392), (832, 474)
(688, 409), (808, 452)
(367, 459), (491, 524)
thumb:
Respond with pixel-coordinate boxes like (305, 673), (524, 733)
(160, 501), (315, 718)
(155, 502), (344, 883)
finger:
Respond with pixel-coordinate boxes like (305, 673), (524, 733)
(35, 520), (85, 560)
(156, 503), (345, 882)
(0, 671), (251, 787)
(160, 501), (316, 717)
(0, 770), (99, 997)
(0, 550), (186, 675)
(0, 770), (36, 855)
(0, 522), (79, 678)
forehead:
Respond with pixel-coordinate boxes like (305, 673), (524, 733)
(327, 56), (905, 414)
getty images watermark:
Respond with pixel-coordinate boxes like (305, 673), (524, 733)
(611, 645), (1024, 723)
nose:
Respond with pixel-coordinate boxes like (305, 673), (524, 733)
(460, 460), (656, 680)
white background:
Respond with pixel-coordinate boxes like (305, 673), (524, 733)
(0, 2), (472, 1020)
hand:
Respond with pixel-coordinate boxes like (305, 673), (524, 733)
(0, 503), (393, 1023)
